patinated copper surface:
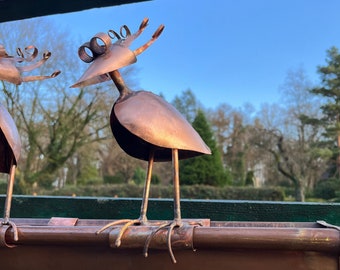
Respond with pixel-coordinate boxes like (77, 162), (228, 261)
(72, 18), (211, 263)
(0, 219), (338, 251)
(0, 44), (60, 240)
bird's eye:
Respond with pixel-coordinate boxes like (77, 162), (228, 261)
(90, 33), (111, 55)
(78, 33), (112, 63)
(78, 42), (94, 63)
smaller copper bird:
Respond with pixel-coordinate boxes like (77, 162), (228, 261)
(72, 18), (211, 263)
(0, 44), (60, 240)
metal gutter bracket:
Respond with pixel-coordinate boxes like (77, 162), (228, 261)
(0, 224), (17, 248)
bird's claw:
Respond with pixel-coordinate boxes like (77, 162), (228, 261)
(144, 220), (182, 264)
(96, 219), (141, 247)
(97, 219), (184, 263)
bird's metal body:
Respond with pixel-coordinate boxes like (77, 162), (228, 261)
(112, 90), (210, 162)
(0, 44), (60, 241)
(72, 18), (211, 263)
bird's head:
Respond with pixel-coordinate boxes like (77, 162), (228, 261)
(71, 18), (164, 88)
(0, 44), (60, 85)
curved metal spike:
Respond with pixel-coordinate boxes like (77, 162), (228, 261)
(139, 18), (149, 30)
(134, 24), (165, 56)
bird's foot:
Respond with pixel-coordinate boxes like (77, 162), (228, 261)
(96, 219), (142, 247)
(144, 219), (183, 264)
(1, 219), (18, 241)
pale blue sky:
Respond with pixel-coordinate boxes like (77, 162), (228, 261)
(48, 0), (340, 110)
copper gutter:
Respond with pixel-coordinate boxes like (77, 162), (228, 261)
(0, 218), (338, 270)
(0, 218), (338, 252)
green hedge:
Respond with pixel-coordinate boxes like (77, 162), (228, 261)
(39, 184), (284, 201)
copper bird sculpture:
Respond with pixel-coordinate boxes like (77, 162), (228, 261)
(71, 18), (211, 263)
(0, 44), (60, 241)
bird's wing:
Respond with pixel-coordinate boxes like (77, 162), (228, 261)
(114, 91), (211, 155)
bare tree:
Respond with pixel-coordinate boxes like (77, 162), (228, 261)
(251, 68), (328, 201)
(0, 18), (131, 189)
(208, 104), (256, 185)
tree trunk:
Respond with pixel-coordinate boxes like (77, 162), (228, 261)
(295, 182), (305, 202)
(337, 134), (340, 180)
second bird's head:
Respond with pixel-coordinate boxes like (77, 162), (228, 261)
(71, 18), (164, 88)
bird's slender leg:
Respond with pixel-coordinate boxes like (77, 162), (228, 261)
(172, 148), (182, 225)
(2, 163), (18, 241)
(96, 149), (155, 246)
(144, 148), (182, 263)
(139, 148), (154, 224)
